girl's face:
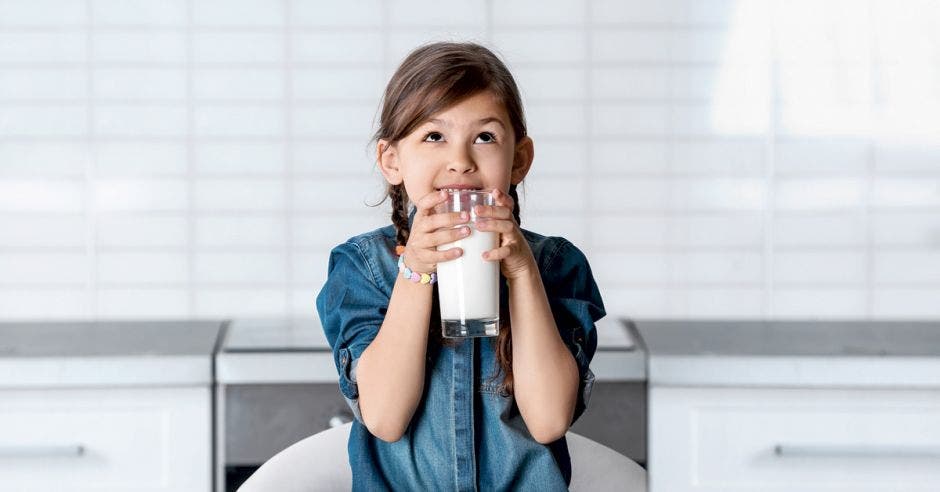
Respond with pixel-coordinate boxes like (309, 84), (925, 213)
(378, 91), (534, 204)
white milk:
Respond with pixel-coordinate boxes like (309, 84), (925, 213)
(436, 224), (500, 331)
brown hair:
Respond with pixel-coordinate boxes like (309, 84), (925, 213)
(370, 41), (527, 395)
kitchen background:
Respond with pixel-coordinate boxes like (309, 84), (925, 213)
(1, 0), (938, 322)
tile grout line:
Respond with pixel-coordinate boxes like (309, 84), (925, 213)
(865, 0), (876, 319)
(3, 280), (937, 290)
(84, 0), (98, 318)
(1, 60), (826, 70)
(2, 244), (936, 257)
(12, 96), (868, 106)
(484, 0), (493, 43)
(6, 133), (935, 145)
(763, 3), (777, 318)
(186, 0), (197, 316)
(283, 0), (294, 318)
(31, 206), (940, 219)
(0, 22), (750, 36)
(583, 1), (594, 257)
(665, 24), (680, 315)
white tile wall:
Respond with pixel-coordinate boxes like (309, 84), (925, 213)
(1, 0), (938, 321)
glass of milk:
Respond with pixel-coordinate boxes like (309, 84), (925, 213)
(434, 189), (500, 338)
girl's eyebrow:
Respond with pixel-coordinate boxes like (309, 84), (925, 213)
(476, 117), (506, 129)
(427, 117), (506, 129)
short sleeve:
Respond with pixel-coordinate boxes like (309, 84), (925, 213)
(541, 239), (606, 425)
(315, 241), (387, 424)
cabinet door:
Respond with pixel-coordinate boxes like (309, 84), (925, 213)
(649, 387), (940, 492)
(0, 386), (210, 491)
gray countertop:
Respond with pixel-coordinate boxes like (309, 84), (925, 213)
(0, 320), (222, 357)
(222, 317), (638, 352)
(635, 319), (940, 388)
(0, 320), (224, 388)
(217, 316), (646, 384)
(222, 318), (329, 353)
(637, 319), (940, 357)
(9, 317), (939, 389)
(1, 316), (644, 388)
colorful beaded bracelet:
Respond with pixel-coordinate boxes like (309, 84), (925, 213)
(396, 248), (437, 285)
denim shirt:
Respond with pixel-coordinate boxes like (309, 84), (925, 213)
(315, 212), (606, 491)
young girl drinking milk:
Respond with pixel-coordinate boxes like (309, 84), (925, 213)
(316, 41), (606, 491)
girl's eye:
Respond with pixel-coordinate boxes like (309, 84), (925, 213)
(475, 132), (496, 144)
(424, 132), (444, 142)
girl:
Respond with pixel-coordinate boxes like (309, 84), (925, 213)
(316, 42), (605, 491)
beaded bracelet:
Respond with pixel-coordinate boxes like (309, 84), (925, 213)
(396, 245), (437, 285)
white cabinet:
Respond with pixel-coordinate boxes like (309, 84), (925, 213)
(650, 387), (940, 491)
(0, 387), (210, 491)
(0, 321), (221, 491)
(637, 320), (940, 492)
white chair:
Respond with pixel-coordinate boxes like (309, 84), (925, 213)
(238, 422), (646, 491)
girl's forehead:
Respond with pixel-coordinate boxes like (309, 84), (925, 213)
(424, 92), (510, 126)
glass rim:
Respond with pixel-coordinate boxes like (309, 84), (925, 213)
(439, 188), (494, 196)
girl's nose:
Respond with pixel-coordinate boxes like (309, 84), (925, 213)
(447, 146), (476, 173)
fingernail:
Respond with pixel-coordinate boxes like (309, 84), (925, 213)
(461, 227), (470, 235)
(460, 211), (468, 220)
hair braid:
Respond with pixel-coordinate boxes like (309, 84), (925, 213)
(508, 184), (521, 226)
(389, 184), (411, 247)
(485, 183), (522, 395)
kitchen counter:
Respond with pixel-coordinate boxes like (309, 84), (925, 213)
(0, 320), (224, 388)
(636, 319), (940, 388)
(640, 319), (940, 490)
(216, 316), (646, 384)
(0, 320), (222, 490)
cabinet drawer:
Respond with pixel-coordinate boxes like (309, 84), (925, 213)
(650, 387), (940, 492)
(0, 387), (210, 492)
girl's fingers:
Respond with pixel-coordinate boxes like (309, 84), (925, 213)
(404, 244), (462, 271)
(403, 190), (472, 271)
(473, 204), (512, 220)
(413, 247), (462, 266)
(483, 244), (512, 261)
(437, 247), (463, 261)
(492, 188), (514, 208)
(424, 210), (468, 232)
(429, 225), (471, 245)
(474, 218), (514, 233)
(416, 189), (448, 213)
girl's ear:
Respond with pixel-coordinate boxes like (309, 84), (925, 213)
(510, 136), (534, 185)
(376, 139), (403, 185)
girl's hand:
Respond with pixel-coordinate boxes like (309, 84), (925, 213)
(474, 188), (537, 280)
(402, 190), (471, 273)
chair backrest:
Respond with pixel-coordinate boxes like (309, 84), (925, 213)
(238, 423), (352, 492)
(239, 424), (647, 492)
(566, 431), (647, 491)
